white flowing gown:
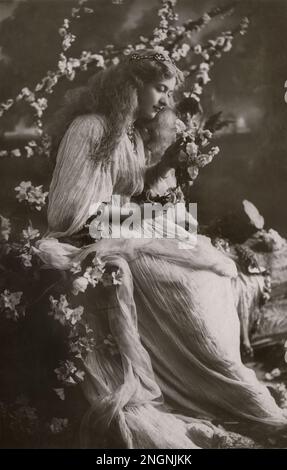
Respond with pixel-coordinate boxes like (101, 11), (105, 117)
(34, 114), (287, 448)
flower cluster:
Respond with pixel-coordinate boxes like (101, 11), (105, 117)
(152, 0), (178, 46)
(0, 0), (97, 159)
(49, 417), (68, 434)
(54, 359), (85, 386)
(48, 295), (84, 326)
(71, 255), (122, 295)
(48, 292), (96, 388)
(18, 224), (41, 268)
(15, 181), (48, 211)
(174, 114), (220, 188)
(0, 289), (24, 321)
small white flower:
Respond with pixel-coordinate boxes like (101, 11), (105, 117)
(65, 305), (84, 325)
(11, 149), (21, 158)
(199, 62), (210, 72)
(193, 44), (202, 55)
(62, 33), (76, 52)
(72, 276), (89, 296)
(175, 118), (187, 135)
(92, 255), (105, 269)
(223, 39), (233, 52)
(193, 83), (203, 95)
(71, 8), (80, 18)
(20, 252), (33, 268)
(49, 417), (68, 434)
(211, 146), (220, 156)
(171, 50), (181, 61)
(0, 289), (23, 321)
(24, 146), (34, 158)
(202, 13), (211, 25)
(217, 36), (225, 47)
(187, 166), (199, 180)
(201, 51), (210, 61)
(22, 226), (40, 241)
(70, 261), (82, 274)
(198, 71), (210, 85)
(0, 215), (11, 241)
(180, 43), (190, 57)
(186, 142), (199, 157)
(112, 56), (120, 65)
(91, 54), (105, 68)
(58, 27), (66, 37)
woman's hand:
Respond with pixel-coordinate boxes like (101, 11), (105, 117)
(162, 137), (186, 170)
(145, 138), (186, 186)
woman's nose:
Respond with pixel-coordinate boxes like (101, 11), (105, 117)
(159, 95), (168, 106)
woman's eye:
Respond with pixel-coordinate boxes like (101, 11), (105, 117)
(157, 86), (166, 93)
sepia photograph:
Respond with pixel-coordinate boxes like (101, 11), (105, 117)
(0, 0), (287, 453)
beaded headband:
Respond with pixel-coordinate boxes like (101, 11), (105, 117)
(129, 52), (175, 65)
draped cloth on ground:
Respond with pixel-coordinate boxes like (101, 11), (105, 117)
(34, 114), (287, 448)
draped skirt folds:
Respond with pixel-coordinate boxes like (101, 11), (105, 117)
(34, 221), (287, 448)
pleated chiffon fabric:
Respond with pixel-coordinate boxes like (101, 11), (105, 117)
(34, 114), (287, 448)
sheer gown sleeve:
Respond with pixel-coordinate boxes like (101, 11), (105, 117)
(34, 114), (114, 269)
(47, 114), (113, 238)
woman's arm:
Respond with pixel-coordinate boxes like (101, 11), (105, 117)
(144, 137), (184, 187)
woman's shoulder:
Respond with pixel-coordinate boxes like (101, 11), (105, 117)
(69, 113), (107, 140)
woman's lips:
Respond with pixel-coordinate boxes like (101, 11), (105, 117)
(154, 106), (164, 112)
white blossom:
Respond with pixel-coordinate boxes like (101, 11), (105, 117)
(193, 44), (202, 55)
(70, 261), (82, 274)
(62, 33), (76, 52)
(101, 269), (123, 287)
(72, 276), (89, 296)
(83, 265), (105, 288)
(0, 215), (11, 241)
(199, 62), (210, 72)
(193, 83), (203, 95)
(90, 54), (105, 68)
(186, 141), (199, 157)
(11, 149), (21, 158)
(175, 118), (187, 135)
(49, 417), (68, 434)
(20, 252), (33, 268)
(22, 226), (40, 241)
(0, 289), (23, 321)
(187, 166), (199, 180)
(49, 295), (84, 326)
(15, 181), (48, 210)
(55, 360), (85, 385)
(202, 13), (211, 25)
(24, 146), (34, 159)
(210, 146), (220, 156)
(112, 56), (120, 66)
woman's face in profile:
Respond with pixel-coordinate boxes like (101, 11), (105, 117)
(137, 76), (176, 121)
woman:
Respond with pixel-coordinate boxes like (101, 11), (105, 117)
(35, 50), (287, 448)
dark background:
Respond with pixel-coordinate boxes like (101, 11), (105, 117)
(0, 0), (287, 235)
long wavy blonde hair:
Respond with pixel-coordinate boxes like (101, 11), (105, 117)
(49, 49), (183, 166)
